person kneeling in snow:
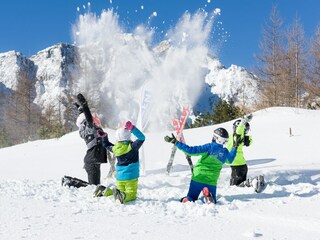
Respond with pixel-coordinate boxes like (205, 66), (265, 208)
(164, 128), (237, 204)
(226, 114), (253, 186)
(94, 121), (145, 204)
(226, 114), (265, 193)
(62, 93), (108, 187)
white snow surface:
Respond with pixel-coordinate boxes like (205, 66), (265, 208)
(0, 107), (320, 240)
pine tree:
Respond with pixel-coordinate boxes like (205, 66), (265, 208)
(256, 5), (284, 107)
(211, 99), (242, 124)
(306, 24), (320, 107)
(0, 128), (9, 148)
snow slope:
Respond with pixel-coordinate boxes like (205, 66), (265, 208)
(0, 107), (320, 240)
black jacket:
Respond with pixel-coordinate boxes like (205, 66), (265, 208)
(78, 102), (107, 164)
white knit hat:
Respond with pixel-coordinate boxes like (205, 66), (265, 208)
(115, 128), (131, 142)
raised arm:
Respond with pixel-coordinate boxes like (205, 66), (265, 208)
(125, 121), (145, 150)
(77, 93), (94, 128)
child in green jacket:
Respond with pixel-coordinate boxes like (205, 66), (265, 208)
(165, 127), (237, 204)
(226, 114), (265, 193)
(226, 114), (253, 186)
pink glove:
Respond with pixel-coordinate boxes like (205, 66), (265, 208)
(97, 129), (107, 138)
(125, 121), (134, 131)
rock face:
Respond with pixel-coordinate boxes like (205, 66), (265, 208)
(0, 43), (80, 130)
(30, 43), (78, 111)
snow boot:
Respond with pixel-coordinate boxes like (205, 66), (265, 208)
(242, 178), (253, 187)
(61, 176), (71, 187)
(93, 185), (106, 197)
(112, 188), (126, 204)
(94, 184), (114, 197)
(255, 175), (265, 193)
(202, 187), (215, 204)
(181, 197), (190, 203)
(61, 175), (89, 188)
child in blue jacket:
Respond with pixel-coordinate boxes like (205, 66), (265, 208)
(165, 127), (237, 204)
(94, 121), (145, 204)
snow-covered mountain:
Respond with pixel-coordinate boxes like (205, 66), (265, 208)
(0, 51), (34, 90)
(205, 57), (259, 108)
(0, 42), (257, 128)
(30, 43), (78, 114)
(0, 44), (79, 130)
(0, 82), (11, 126)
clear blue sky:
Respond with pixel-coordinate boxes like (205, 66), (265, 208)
(1, 0), (320, 70)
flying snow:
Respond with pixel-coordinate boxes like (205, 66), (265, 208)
(72, 8), (219, 130)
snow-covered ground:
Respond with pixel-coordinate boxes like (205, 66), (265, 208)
(0, 107), (320, 240)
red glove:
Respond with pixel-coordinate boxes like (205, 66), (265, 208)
(125, 121), (134, 131)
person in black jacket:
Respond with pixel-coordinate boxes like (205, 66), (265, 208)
(75, 93), (107, 185)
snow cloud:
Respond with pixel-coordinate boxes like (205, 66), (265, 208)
(72, 9), (219, 130)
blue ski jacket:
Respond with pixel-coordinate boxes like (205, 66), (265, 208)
(104, 127), (145, 181)
(176, 141), (237, 186)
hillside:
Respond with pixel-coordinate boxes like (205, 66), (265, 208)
(0, 107), (319, 240)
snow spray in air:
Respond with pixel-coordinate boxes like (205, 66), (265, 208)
(72, 7), (219, 131)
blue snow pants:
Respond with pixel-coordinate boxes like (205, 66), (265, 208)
(182, 180), (217, 203)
